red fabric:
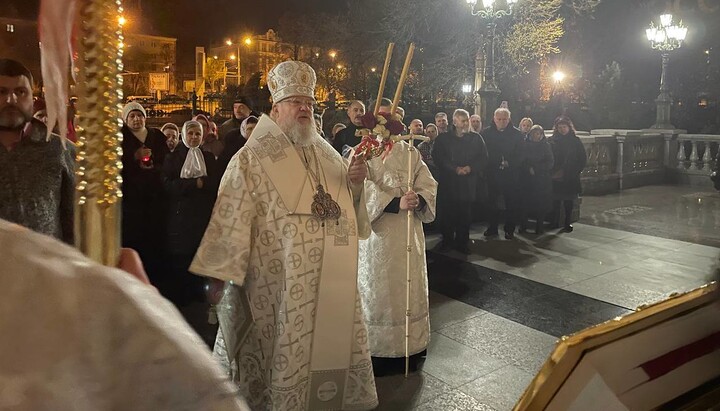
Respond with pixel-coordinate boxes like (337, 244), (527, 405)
(640, 330), (720, 380)
(67, 120), (77, 143)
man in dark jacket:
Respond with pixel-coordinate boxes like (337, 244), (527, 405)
(432, 109), (488, 253)
(217, 96), (258, 141)
(0, 59), (75, 244)
(482, 107), (526, 239)
(333, 100), (366, 154)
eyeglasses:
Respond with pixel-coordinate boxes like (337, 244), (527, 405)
(281, 98), (317, 110)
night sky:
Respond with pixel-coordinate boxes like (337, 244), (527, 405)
(5, 0), (719, 85)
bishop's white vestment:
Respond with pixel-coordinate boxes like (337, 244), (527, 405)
(358, 141), (438, 357)
(190, 115), (379, 410)
(0, 219), (248, 411)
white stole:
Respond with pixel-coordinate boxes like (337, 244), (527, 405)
(245, 115), (363, 408)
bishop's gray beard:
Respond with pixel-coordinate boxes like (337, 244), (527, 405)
(278, 118), (319, 147)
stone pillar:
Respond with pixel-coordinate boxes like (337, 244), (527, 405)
(616, 135), (626, 191)
(651, 53), (675, 129)
(662, 133), (673, 167)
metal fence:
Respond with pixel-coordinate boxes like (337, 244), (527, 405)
(139, 96), (233, 128)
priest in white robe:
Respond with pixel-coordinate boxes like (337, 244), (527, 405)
(0, 219), (248, 411)
(358, 127), (438, 375)
(190, 61), (379, 410)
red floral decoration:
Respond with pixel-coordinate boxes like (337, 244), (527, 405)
(354, 111), (406, 160)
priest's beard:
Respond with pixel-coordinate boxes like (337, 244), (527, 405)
(0, 104), (31, 131)
(278, 117), (319, 147)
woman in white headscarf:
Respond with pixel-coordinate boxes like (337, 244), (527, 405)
(162, 120), (219, 337)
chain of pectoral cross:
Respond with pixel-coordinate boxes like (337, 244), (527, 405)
(300, 146), (326, 192)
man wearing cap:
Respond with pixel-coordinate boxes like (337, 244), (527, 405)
(120, 101), (171, 295)
(218, 96), (257, 141)
(190, 61), (378, 410)
(0, 58), (75, 244)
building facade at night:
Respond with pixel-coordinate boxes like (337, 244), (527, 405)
(206, 29), (315, 89)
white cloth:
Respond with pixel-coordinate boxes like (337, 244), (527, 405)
(358, 141), (438, 357)
(240, 116), (257, 139)
(190, 115), (378, 411)
(0, 219), (248, 411)
(181, 121), (208, 179)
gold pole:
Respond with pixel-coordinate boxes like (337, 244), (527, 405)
(391, 43), (415, 116)
(405, 136), (414, 378)
(74, 0), (124, 265)
(374, 43), (395, 116)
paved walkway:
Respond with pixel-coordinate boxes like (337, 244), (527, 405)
(374, 185), (719, 410)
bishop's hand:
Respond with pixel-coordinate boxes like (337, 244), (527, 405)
(348, 155), (367, 185)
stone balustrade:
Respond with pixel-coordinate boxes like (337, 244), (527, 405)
(569, 129), (720, 194)
(579, 130), (669, 195)
(674, 134), (720, 185)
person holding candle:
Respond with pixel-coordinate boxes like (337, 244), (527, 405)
(120, 101), (171, 297)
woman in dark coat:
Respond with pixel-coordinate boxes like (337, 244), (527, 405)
(549, 116), (587, 232)
(120, 103), (170, 293)
(520, 125), (554, 234)
(163, 120), (219, 307)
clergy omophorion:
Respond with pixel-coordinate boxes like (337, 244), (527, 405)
(358, 141), (438, 357)
(190, 114), (379, 410)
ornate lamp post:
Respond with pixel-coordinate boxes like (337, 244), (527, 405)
(466, 0), (518, 122)
(552, 70), (567, 114)
(646, 13), (688, 129)
(462, 83), (474, 111)
(226, 39), (241, 86)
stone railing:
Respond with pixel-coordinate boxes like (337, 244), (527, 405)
(579, 130), (669, 195)
(674, 134), (720, 186)
(570, 129), (720, 194)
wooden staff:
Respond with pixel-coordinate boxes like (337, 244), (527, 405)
(404, 135), (415, 377)
(391, 43), (415, 116)
(386, 43), (417, 377)
(374, 43), (395, 116)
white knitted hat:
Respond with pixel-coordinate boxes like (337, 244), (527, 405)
(267, 60), (317, 104)
(122, 101), (147, 122)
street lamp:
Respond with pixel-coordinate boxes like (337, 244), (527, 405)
(646, 13), (687, 129)
(462, 84), (473, 93)
(466, 0), (519, 122)
(552, 71), (568, 114)
(225, 39), (242, 86)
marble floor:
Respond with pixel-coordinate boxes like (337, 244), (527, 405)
(374, 185), (720, 410)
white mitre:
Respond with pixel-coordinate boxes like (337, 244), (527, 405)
(267, 60), (317, 103)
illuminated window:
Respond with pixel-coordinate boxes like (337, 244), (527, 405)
(6, 24), (14, 33)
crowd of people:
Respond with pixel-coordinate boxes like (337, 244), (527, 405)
(1, 54), (588, 410)
(326, 98), (588, 251)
